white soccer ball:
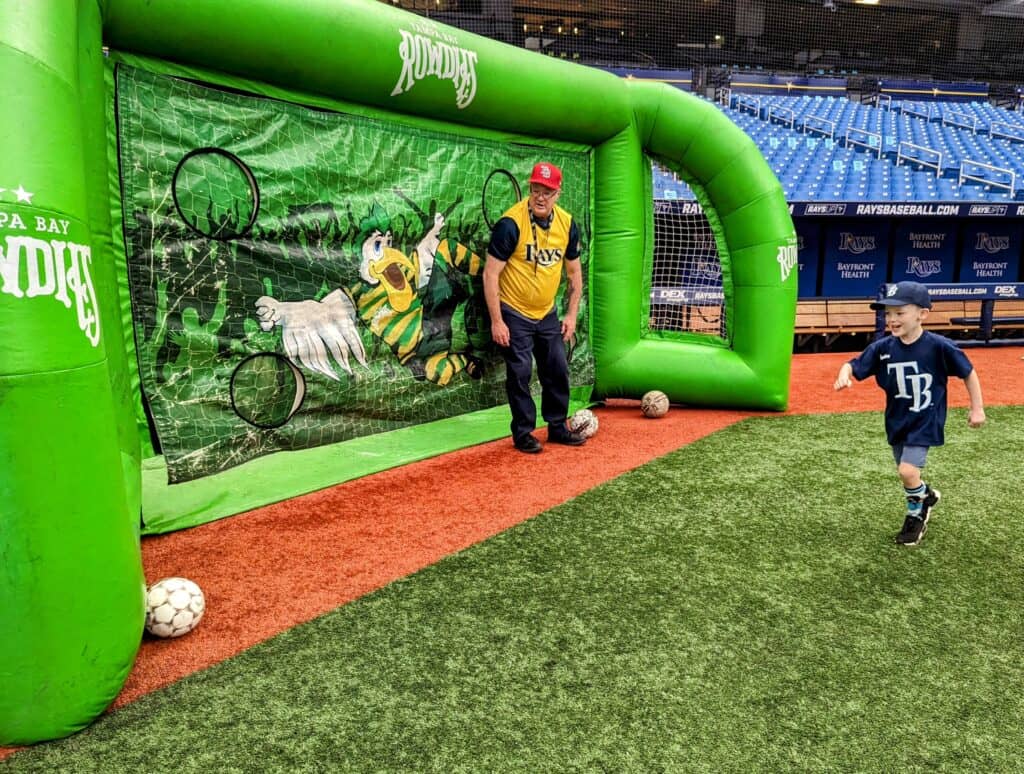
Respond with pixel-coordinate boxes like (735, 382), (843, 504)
(145, 577), (205, 638)
(641, 390), (670, 418)
(568, 408), (599, 439)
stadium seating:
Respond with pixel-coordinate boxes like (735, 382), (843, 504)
(653, 94), (1024, 203)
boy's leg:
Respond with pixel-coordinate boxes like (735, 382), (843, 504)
(895, 445), (937, 545)
(898, 445), (939, 516)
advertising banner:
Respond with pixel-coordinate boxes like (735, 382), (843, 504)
(891, 219), (956, 283)
(792, 202), (968, 217)
(959, 222), (1023, 283)
(795, 221), (820, 298)
(923, 282), (1023, 300)
(821, 220), (888, 296)
(605, 68), (693, 91)
(728, 74), (846, 97)
(880, 79), (988, 102)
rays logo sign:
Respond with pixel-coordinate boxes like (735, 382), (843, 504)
(906, 256), (941, 278)
(839, 233), (876, 254)
(975, 233), (1010, 254)
(392, 22), (479, 109)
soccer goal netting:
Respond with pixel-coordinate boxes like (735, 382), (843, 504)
(649, 162), (727, 340)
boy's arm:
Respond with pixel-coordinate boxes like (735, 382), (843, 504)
(964, 369), (986, 428)
(833, 361), (854, 391)
(836, 340), (880, 391)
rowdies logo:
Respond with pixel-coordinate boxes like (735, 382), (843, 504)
(391, 23), (479, 109)
(777, 240), (798, 282)
(0, 203), (100, 347)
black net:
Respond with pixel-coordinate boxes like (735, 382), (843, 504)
(387, 0), (1024, 89)
(649, 162), (727, 339)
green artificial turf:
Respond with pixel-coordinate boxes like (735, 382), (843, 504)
(6, 407), (1024, 773)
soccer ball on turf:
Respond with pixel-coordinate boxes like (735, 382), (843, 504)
(145, 577), (205, 638)
(641, 390), (670, 418)
(568, 408), (599, 439)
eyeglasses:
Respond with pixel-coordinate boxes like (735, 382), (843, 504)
(529, 185), (559, 200)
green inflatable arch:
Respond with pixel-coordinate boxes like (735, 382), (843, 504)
(0, 0), (795, 744)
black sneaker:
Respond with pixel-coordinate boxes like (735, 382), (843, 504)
(548, 427), (586, 446)
(922, 486), (941, 520)
(896, 512), (928, 546)
(513, 434), (542, 454)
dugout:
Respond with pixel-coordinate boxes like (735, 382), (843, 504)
(791, 209), (1024, 344)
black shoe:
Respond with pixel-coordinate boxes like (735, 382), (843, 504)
(922, 486), (941, 520)
(548, 427), (586, 446)
(513, 434), (542, 454)
(896, 512), (928, 545)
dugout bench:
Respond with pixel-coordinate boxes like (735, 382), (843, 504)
(654, 284), (1024, 345)
(794, 298), (985, 346)
(795, 283), (1024, 346)
(883, 283), (1024, 344)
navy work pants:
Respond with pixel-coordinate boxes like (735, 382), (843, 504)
(500, 305), (570, 441)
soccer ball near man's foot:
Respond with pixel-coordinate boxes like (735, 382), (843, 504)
(145, 577), (206, 638)
(568, 408), (599, 439)
(641, 390), (670, 418)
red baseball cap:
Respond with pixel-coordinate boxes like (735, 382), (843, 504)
(528, 162), (562, 190)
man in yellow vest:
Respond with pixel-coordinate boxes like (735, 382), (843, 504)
(483, 162), (586, 453)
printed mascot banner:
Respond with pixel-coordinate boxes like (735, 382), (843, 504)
(116, 65), (592, 482)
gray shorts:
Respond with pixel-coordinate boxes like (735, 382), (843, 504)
(892, 444), (929, 469)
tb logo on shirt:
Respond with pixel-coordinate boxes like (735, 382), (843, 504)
(887, 361), (933, 412)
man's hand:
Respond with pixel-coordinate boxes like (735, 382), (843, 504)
(483, 255), (507, 346)
(561, 316), (577, 343)
(491, 319), (510, 348)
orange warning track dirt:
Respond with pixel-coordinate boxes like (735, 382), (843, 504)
(3, 349), (1020, 755)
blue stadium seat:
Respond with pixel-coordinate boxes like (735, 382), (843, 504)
(653, 94), (1024, 203)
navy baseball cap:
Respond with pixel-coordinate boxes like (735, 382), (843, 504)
(870, 281), (932, 310)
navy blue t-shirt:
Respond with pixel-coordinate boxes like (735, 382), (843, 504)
(849, 331), (974, 447)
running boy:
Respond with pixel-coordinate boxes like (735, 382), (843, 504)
(834, 281), (986, 545)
